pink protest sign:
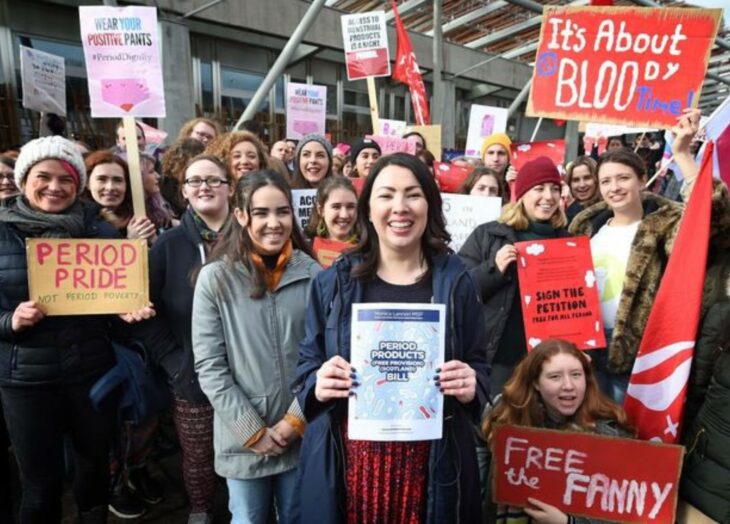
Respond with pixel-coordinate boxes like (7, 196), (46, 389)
(79, 6), (165, 118)
(286, 82), (327, 140)
(366, 135), (416, 156)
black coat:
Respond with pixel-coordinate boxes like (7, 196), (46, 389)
(0, 202), (119, 387)
(680, 300), (730, 523)
(459, 221), (569, 373)
(131, 209), (211, 403)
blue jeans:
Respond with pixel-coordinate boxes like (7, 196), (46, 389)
(227, 467), (299, 524)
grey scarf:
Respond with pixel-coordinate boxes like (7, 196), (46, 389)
(0, 195), (86, 238)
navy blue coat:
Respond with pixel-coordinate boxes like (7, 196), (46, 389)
(293, 253), (489, 524)
(0, 201), (120, 386)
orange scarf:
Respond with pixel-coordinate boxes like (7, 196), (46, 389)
(250, 240), (293, 292)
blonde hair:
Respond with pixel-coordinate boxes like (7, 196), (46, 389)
(499, 199), (567, 231)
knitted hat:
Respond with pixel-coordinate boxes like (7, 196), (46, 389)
(350, 137), (381, 162)
(480, 132), (512, 160)
(294, 134), (334, 179)
(15, 136), (87, 193)
(513, 156), (562, 201)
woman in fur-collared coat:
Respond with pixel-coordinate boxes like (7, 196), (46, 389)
(569, 109), (730, 403)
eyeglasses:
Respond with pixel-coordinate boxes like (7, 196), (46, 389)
(184, 177), (229, 188)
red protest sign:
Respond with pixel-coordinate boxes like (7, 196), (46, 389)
(433, 161), (474, 193)
(493, 425), (683, 523)
(510, 139), (566, 172)
(527, 7), (722, 128)
(350, 177), (365, 195)
(341, 12), (391, 81)
(313, 237), (352, 268)
(515, 236), (605, 351)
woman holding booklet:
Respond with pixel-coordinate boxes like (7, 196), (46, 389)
(294, 153), (488, 523)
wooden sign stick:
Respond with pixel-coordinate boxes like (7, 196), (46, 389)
(122, 116), (147, 218)
(366, 76), (380, 136)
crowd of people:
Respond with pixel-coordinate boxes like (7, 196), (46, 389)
(0, 106), (729, 524)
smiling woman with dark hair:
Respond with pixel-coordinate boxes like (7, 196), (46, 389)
(294, 153), (488, 523)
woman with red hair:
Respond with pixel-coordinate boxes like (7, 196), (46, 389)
(482, 339), (633, 524)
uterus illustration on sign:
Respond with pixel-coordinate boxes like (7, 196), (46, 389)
(101, 78), (150, 112)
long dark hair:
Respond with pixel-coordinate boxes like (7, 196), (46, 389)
(350, 153), (450, 281)
(207, 169), (315, 299)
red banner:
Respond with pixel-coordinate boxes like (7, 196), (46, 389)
(527, 7), (721, 128)
(515, 236), (605, 351)
(493, 425), (683, 523)
(510, 139), (566, 172)
(433, 161), (474, 193)
(313, 237), (351, 268)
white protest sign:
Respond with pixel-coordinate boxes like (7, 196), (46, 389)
(442, 194), (501, 252)
(292, 189), (318, 232)
(584, 122), (658, 139)
(341, 12), (390, 81)
(79, 6), (166, 117)
(465, 105), (508, 158)
(20, 46), (66, 116)
(286, 82), (327, 139)
(379, 119), (408, 137)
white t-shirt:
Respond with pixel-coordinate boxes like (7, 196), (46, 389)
(590, 221), (641, 329)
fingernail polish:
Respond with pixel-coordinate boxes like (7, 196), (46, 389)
(433, 374), (440, 381)
(350, 372), (357, 379)
(352, 381), (360, 388)
(435, 367), (442, 373)
(439, 387), (444, 393)
(350, 367), (357, 373)
(348, 390), (356, 397)
(435, 381), (441, 388)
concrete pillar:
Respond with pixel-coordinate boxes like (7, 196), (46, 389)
(158, 16), (195, 142)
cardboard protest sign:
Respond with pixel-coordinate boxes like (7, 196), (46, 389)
(291, 189), (318, 231)
(465, 105), (508, 158)
(379, 119), (408, 137)
(433, 161), (474, 193)
(442, 194), (501, 253)
(313, 237), (352, 268)
(527, 7), (721, 128)
(366, 135), (416, 156)
(79, 5), (165, 117)
(286, 82), (327, 139)
(493, 424), (683, 523)
(26, 239), (148, 316)
(510, 140), (566, 171)
(20, 46), (66, 116)
(341, 12), (390, 81)
(515, 236), (605, 351)
(406, 125), (442, 160)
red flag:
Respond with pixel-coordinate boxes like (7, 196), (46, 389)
(623, 141), (715, 443)
(390, 0), (430, 125)
(589, 0), (614, 5)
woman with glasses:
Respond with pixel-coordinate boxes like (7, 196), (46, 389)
(134, 154), (232, 524)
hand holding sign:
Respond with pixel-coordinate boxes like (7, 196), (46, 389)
(436, 360), (476, 403)
(496, 244), (518, 274)
(524, 498), (569, 524)
(11, 301), (45, 333)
